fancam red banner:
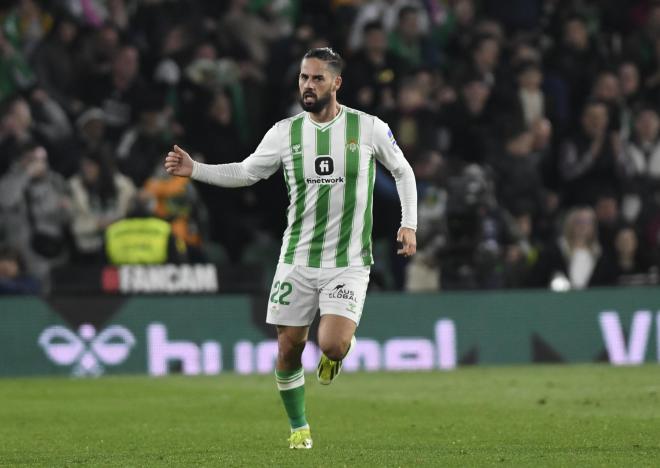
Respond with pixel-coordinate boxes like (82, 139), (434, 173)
(1, 287), (659, 377)
(101, 264), (219, 294)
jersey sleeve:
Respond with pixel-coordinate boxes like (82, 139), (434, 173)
(372, 117), (408, 173)
(372, 117), (418, 230)
(191, 124), (283, 187)
(241, 124), (283, 180)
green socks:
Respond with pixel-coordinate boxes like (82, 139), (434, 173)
(275, 367), (308, 429)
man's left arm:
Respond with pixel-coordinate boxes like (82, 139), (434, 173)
(372, 118), (417, 257)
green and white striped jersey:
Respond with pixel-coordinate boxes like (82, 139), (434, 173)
(193, 105), (417, 268)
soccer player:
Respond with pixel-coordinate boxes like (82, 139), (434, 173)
(164, 47), (417, 449)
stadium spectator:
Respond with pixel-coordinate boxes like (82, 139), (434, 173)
(0, 90), (69, 169)
(220, 0), (283, 68)
(489, 124), (547, 220)
(559, 100), (626, 206)
(624, 2), (660, 75)
(388, 6), (438, 73)
(343, 21), (401, 116)
(509, 60), (556, 134)
(528, 207), (611, 290)
(2, 0), (53, 56)
(440, 164), (520, 289)
(69, 149), (136, 263)
(618, 61), (643, 139)
(442, 73), (495, 164)
(61, 0), (130, 30)
(383, 76), (439, 159)
(461, 33), (502, 90)
(183, 90), (256, 261)
(621, 107), (660, 223)
(546, 14), (605, 118)
(75, 106), (110, 155)
(0, 245), (40, 294)
(26, 88), (74, 175)
(81, 43), (146, 142)
(590, 71), (623, 133)
(104, 202), (186, 266)
(0, 95), (35, 175)
(0, 27), (35, 102)
(348, 0), (430, 53)
(405, 150), (446, 292)
(142, 165), (209, 262)
(116, 91), (173, 187)
(0, 141), (71, 292)
(75, 22), (120, 78)
(30, 13), (82, 116)
(431, 0), (476, 69)
(600, 224), (654, 286)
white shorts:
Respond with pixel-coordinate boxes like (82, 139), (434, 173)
(265, 263), (371, 327)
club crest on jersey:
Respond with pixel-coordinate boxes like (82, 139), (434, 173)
(346, 139), (358, 152)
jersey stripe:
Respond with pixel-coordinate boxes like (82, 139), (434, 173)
(283, 117), (305, 264)
(308, 127), (332, 267)
(361, 154), (375, 265)
(317, 127), (330, 155)
(335, 112), (360, 267)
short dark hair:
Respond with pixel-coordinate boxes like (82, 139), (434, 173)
(363, 20), (384, 35)
(398, 5), (418, 21)
(303, 47), (344, 76)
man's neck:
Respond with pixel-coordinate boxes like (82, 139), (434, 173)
(309, 102), (341, 124)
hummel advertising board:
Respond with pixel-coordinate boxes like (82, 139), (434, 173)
(1, 288), (659, 377)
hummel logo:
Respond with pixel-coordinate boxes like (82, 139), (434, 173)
(334, 284), (345, 290)
(292, 144), (301, 153)
(38, 323), (135, 377)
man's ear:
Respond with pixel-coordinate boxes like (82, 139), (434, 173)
(333, 75), (342, 92)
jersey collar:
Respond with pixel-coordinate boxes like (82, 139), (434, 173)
(306, 105), (344, 130)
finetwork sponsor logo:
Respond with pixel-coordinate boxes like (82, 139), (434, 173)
(39, 324), (135, 376)
(103, 264), (218, 294)
(315, 157), (334, 175)
(306, 176), (345, 184)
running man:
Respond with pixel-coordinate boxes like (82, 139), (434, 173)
(164, 47), (417, 449)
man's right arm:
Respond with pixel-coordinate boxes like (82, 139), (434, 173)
(165, 124), (283, 187)
(191, 161), (261, 187)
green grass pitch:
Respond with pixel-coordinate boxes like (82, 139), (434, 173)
(1, 365), (659, 467)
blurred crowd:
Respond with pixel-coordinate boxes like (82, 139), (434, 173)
(1, 0), (660, 294)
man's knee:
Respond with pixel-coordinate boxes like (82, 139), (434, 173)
(278, 338), (306, 364)
(319, 337), (351, 361)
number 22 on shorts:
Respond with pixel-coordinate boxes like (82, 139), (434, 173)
(270, 281), (293, 305)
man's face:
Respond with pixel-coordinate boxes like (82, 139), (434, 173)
(113, 47), (139, 80)
(299, 58), (341, 113)
(582, 104), (608, 137)
(565, 19), (588, 49)
(364, 29), (387, 54)
(636, 110), (660, 141)
(474, 38), (499, 69)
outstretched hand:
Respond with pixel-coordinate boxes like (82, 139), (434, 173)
(164, 145), (194, 177)
(396, 227), (416, 257)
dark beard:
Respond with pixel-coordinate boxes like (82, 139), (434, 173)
(300, 92), (332, 113)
